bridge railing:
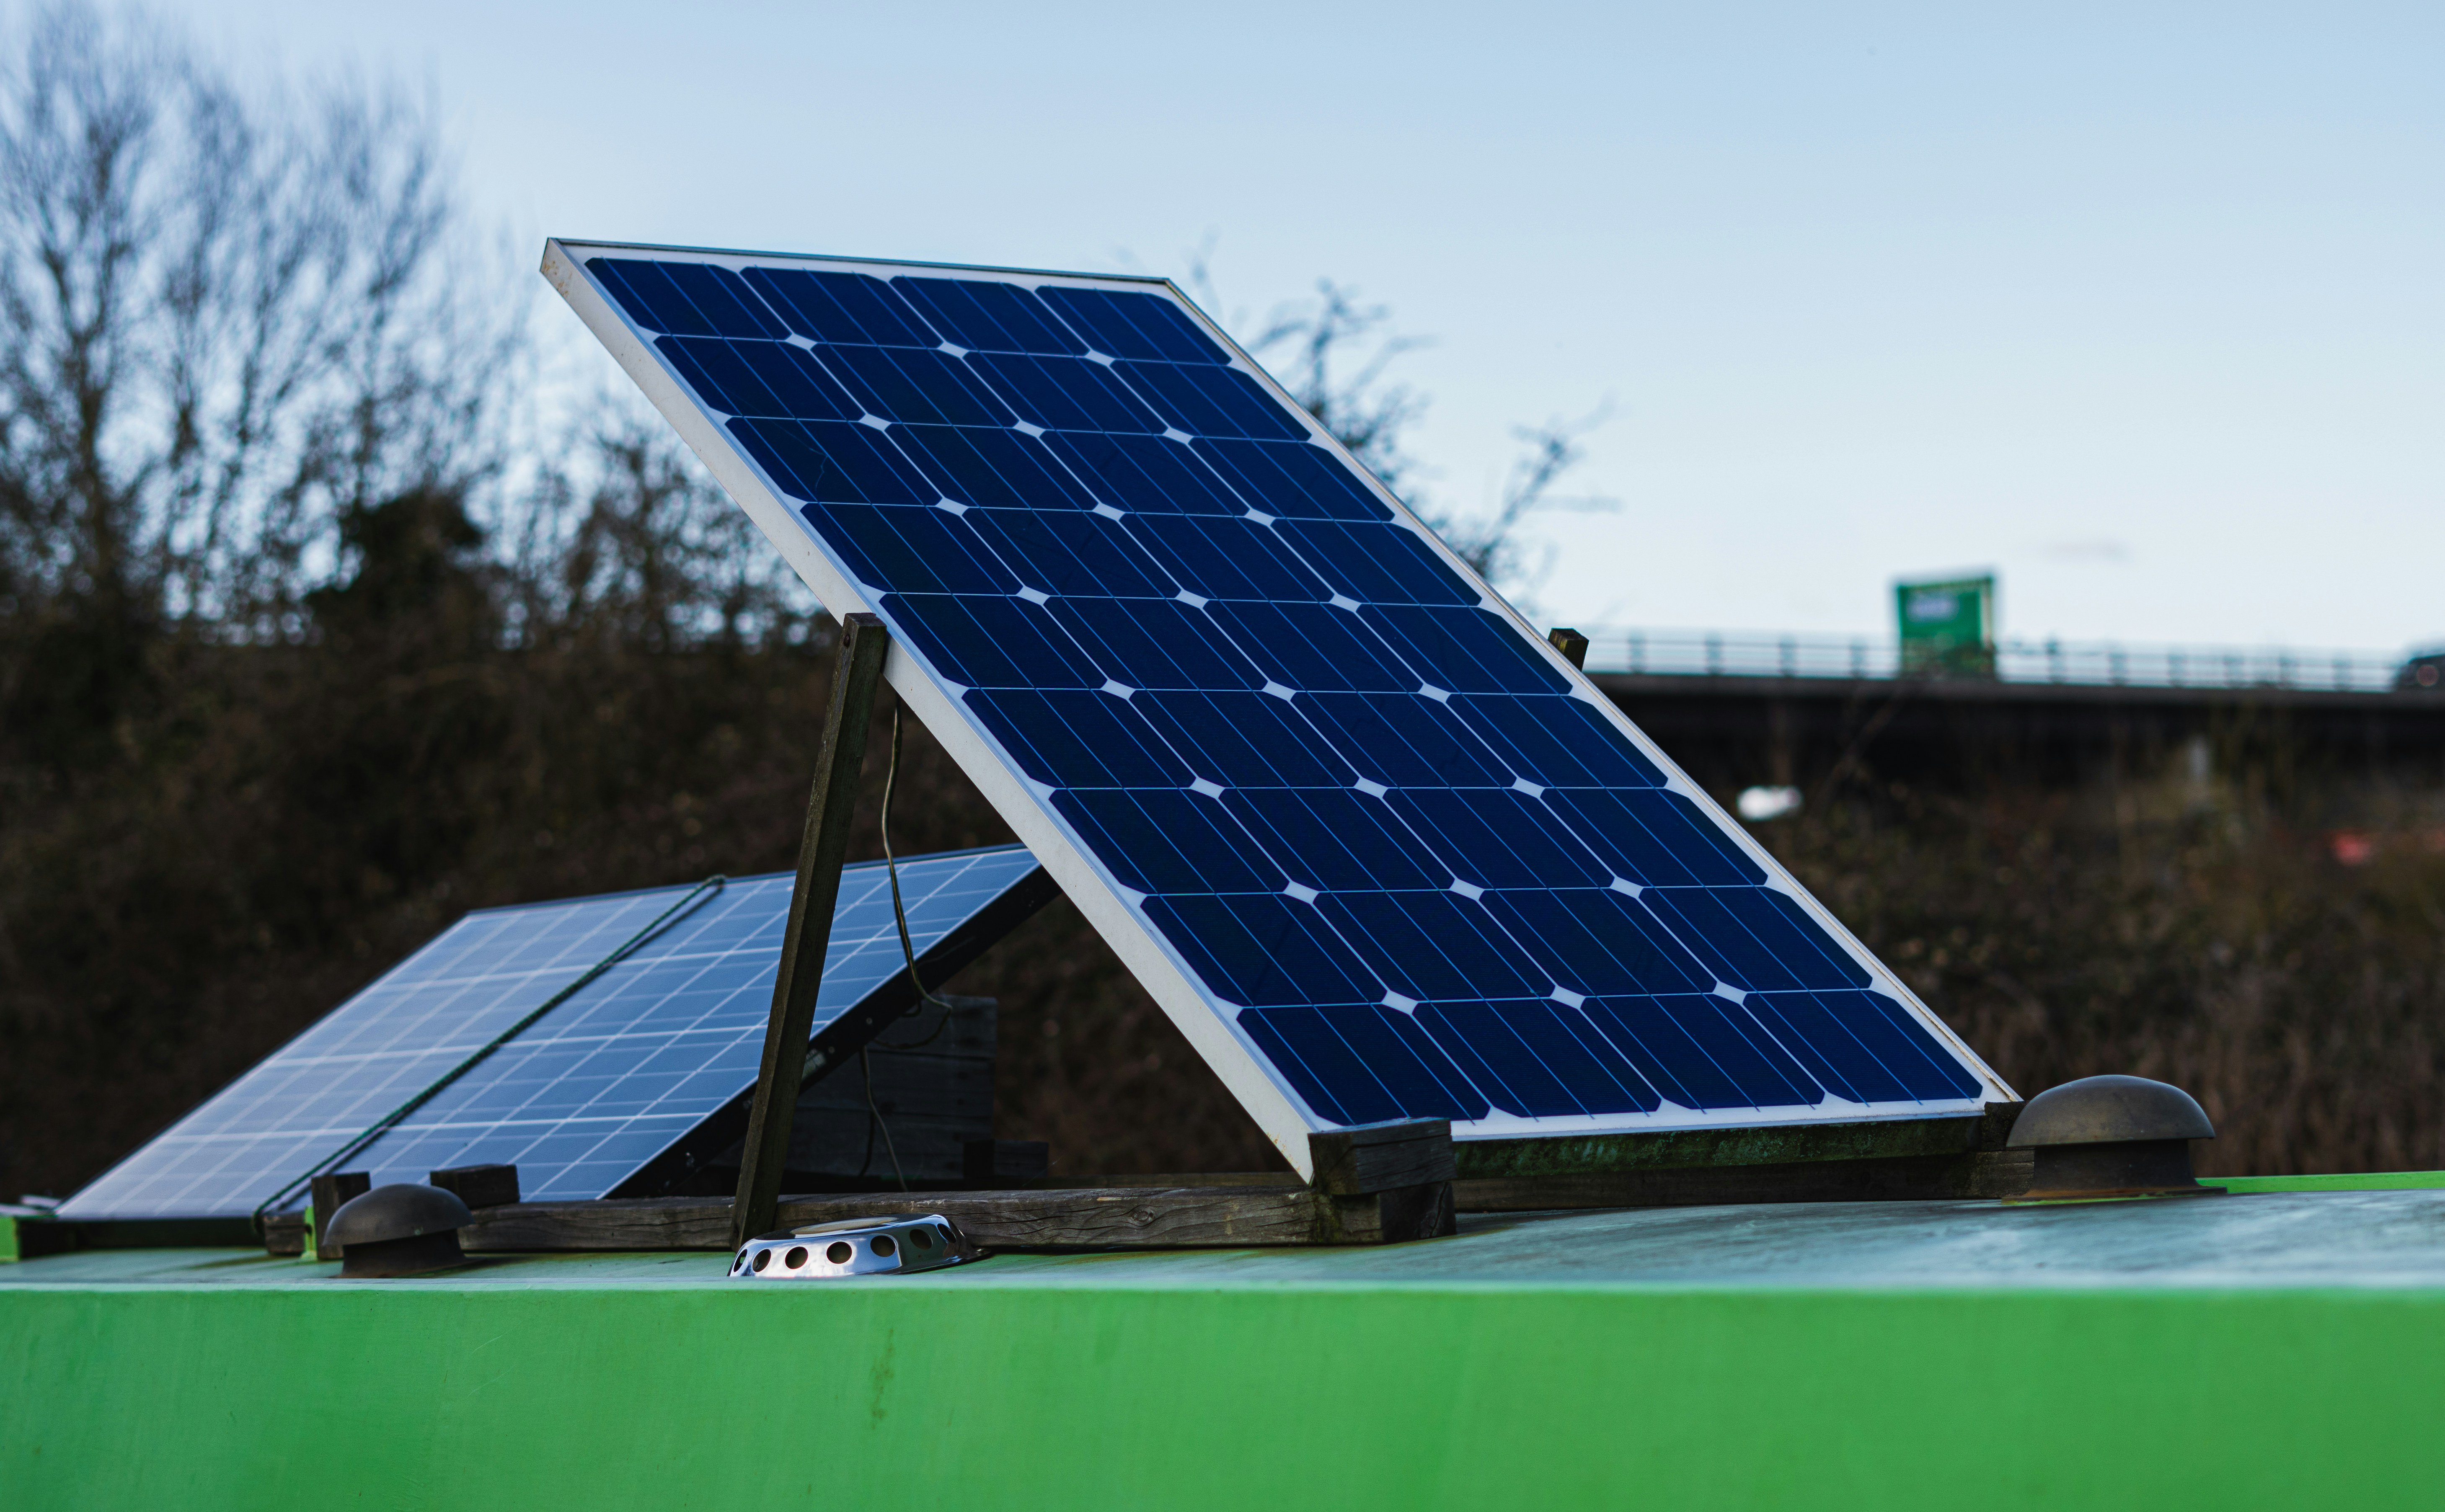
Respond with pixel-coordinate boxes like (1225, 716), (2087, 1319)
(1579, 629), (2427, 694)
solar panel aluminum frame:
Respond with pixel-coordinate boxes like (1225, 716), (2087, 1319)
(542, 238), (2016, 1179)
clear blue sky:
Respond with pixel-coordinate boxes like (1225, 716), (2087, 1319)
(174, 1), (2444, 651)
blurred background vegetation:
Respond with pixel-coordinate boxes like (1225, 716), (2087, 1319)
(3, 3), (2439, 1202)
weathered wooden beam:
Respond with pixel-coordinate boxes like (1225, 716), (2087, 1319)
(469, 1196), (735, 1252)
(1452, 1104), (2022, 1181)
(1453, 1103), (2031, 1209)
(262, 1212), (307, 1256)
(1455, 1150), (2033, 1211)
(463, 1182), (1460, 1254)
(1319, 1182), (1456, 1244)
(732, 612), (890, 1250)
(842, 1188), (1319, 1251)
(1308, 1118), (1455, 1197)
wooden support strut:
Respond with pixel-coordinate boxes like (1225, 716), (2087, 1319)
(310, 1171), (371, 1261)
(731, 613), (891, 1250)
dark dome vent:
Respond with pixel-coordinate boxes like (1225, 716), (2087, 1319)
(2008, 1076), (2222, 1202)
(325, 1184), (475, 1277)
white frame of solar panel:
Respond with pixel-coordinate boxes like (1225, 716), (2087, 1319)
(543, 238), (2015, 1179)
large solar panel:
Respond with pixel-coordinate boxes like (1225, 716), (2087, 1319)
(59, 847), (1051, 1220)
(546, 241), (2013, 1175)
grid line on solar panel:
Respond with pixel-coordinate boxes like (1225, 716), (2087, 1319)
(571, 250), (1998, 1138)
(58, 848), (1042, 1218)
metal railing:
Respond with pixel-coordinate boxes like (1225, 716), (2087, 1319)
(1579, 629), (2432, 694)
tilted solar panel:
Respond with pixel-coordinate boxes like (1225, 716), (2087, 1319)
(58, 847), (1052, 1220)
(547, 241), (2013, 1176)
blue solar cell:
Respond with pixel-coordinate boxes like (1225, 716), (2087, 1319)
(1367, 604), (1568, 696)
(967, 510), (1165, 600)
(1588, 995), (1817, 1111)
(570, 248), (2005, 1147)
(1294, 692), (1505, 789)
(1323, 892), (1538, 1003)
(817, 346), (1009, 427)
(1389, 789), (1610, 891)
(589, 259), (711, 336)
(1038, 285), (1232, 366)
(1199, 439), (1390, 521)
(1274, 519), (1478, 608)
(1484, 888), (1710, 997)
(743, 267), (937, 347)
(660, 337), (859, 421)
(1545, 789), (1758, 888)
(894, 276), (1084, 356)
(885, 593), (1099, 689)
(1226, 789), (1437, 893)
(966, 689), (1188, 789)
(1133, 691), (1334, 788)
(659, 262), (787, 340)
(1147, 893), (1376, 1008)
(1419, 1001), (1601, 1118)
(1745, 991), (1914, 1105)
(894, 426), (1095, 512)
(58, 848), (1046, 1219)
(1842, 991), (1985, 1100)
(822, 505), (1015, 597)
(1643, 888), (1861, 994)
(967, 353), (1166, 433)
(1453, 695), (1670, 790)
(1055, 789), (1274, 895)
(1205, 601), (1408, 695)
(1125, 514), (1321, 602)
(1238, 1007), (1397, 1126)
(1044, 431), (1246, 515)
(1049, 598), (1252, 691)
(1119, 362), (1307, 441)
(731, 419), (921, 504)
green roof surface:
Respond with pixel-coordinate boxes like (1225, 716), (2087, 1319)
(10, 1193), (2445, 1510)
(13, 1186), (2445, 1290)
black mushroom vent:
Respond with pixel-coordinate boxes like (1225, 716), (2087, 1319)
(2007, 1075), (2224, 1202)
(325, 1184), (476, 1277)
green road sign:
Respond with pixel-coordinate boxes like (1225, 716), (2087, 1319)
(1895, 573), (1996, 677)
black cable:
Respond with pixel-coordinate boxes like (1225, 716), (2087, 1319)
(861, 1045), (907, 1192)
(879, 704), (951, 1035)
(856, 703), (952, 1190)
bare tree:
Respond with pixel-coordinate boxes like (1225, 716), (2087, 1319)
(1191, 250), (1611, 599)
(1241, 279), (1431, 502)
(0, 0), (519, 641)
(512, 397), (819, 654)
(1420, 405), (1617, 591)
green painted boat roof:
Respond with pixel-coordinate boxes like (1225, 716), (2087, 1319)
(13, 1184), (2445, 1292)
(14, 1182), (2445, 1511)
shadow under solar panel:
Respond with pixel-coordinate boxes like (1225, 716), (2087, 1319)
(549, 241), (2013, 1177)
(58, 847), (1052, 1220)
